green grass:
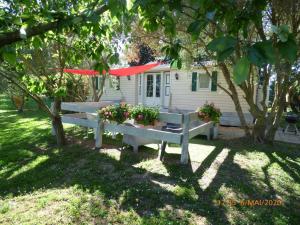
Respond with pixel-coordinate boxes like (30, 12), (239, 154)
(0, 94), (299, 225)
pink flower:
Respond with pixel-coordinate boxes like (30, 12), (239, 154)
(123, 111), (129, 118)
(137, 114), (144, 120)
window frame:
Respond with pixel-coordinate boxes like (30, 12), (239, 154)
(146, 74), (154, 97)
(138, 74), (142, 96)
(197, 72), (211, 90)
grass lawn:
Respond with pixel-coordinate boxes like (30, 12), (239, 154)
(0, 95), (299, 225)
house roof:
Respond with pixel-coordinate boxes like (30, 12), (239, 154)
(146, 63), (170, 72)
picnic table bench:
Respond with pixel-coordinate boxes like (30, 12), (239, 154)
(57, 102), (214, 164)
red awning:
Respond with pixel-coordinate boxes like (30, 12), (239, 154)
(62, 69), (99, 76)
(61, 62), (160, 76)
(109, 63), (160, 76)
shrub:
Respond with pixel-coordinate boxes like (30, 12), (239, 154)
(99, 103), (131, 124)
(197, 102), (221, 123)
(130, 105), (159, 126)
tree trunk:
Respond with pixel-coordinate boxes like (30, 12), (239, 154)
(12, 95), (25, 112)
(52, 116), (66, 146)
(219, 62), (251, 136)
(265, 100), (285, 144)
(18, 96), (25, 113)
(91, 76), (106, 102)
(264, 62), (291, 144)
(51, 98), (66, 146)
(252, 116), (267, 142)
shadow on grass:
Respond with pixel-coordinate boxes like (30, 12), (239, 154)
(1, 100), (300, 224)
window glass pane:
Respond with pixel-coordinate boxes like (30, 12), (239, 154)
(156, 74), (161, 97)
(95, 77), (99, 90)
(146, 75), (153, 97)
(165, 73), (170, 84)
(199, 73), (210, 89)
(109, 77), (113, 88)
(111, 77), (120, 90)
(138, 76), (141, 95)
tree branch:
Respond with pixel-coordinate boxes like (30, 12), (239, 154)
(0, 4), (108, 48)
(0, 69), (53, 116)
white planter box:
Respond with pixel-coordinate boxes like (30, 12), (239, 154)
(212, 124), (219, 139)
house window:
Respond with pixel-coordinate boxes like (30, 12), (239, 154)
(198, 73), (210, 89)
(109, 76), (113, 88)
(110, 76), (120, 90)
(138, 75), (142, 95)
(156, 74), (161, 97)
(95, 76), (105, 90)
(146, 74), (153, 97)
(95, 77), (99, 90)
(165, 73), (170, 84)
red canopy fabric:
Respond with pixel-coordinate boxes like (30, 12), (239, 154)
(62, 62), (160, 77)
(62, 69), (99, 76)
(109, 63), (160, 76)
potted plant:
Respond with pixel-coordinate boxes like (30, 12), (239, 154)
(197, 103), (222, 139)
(130, 105), (161, 128)
(99, 103), (131, 124)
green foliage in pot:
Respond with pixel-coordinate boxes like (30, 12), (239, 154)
(197, 103), (222, 123)
(99, 103), (131, 124)
(130, 105), (159, 126)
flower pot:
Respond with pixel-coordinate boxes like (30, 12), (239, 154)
(134, 122), (153, 129)
(202, 118), (211, 123)
(154, 120), (164, 130)
(134, 120), (163, 130)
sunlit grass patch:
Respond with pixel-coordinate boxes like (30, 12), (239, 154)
(174, 185), (198, 201)
(0, 95), (299, 225)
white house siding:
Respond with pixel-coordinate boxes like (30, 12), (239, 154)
(87, 76), (138, 104)
(100, 79), (122, 101)
(118, 76), (138, 105)
(169, 69), (253, 126)
(87, 78), (122, 102)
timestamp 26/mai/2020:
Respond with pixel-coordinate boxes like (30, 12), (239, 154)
(214, 199), (283, 207)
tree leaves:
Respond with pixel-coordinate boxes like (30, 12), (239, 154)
(233, 57), (250, 85)
(247, 40), (275, 67)
(3, 52), (16, 65)
(171, 58), (182, 69)
(32, 37), (43, 49)
(247, 37), (298, 66)
(207, 36), (236, 52)
(271, 24), (289, 42)
(187, 20), (207, 41)
(271, 25), (298, 63)
(247, 46), (266, 67)
(2, 47), (16, 65)
(277, 36), (298, 63)
(207, 36), (237, 61)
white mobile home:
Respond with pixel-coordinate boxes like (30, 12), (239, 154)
(95, 62), (260, 126)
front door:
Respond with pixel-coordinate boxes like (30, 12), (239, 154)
(145, 73), (161, 106)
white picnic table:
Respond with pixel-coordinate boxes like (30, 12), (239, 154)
(57, 101), (214, 164)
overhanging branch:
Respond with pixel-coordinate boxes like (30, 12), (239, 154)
(0, 4), (108, 48)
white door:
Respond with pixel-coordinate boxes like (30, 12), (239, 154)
(145, 73), (161, 106)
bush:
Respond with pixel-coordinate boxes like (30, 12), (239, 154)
(197, 102), (221, 123)
(99, 103), (131, 124)
(130, 105), (159, 126)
